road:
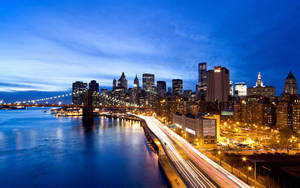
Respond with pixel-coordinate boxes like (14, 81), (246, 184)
(139, 115), (250, 188)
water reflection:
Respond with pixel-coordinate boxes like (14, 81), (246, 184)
(0, 109), (167, 188)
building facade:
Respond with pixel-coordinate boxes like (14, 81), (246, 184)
(172, 79), (183, 96)
(284, 72), (298, 95)
(118, 72), (127, 90)
(142, 73), (155, 93)
(206, 66), (230, 102)
(89, 80), (99, 92)
(72, 81), (88, 105)
(157, 81), (166, 98)
(247, 72), (275, 99)
(235, 82), (247, 97)
(173, 113), (217, 147)
(198, 62), (207, 100)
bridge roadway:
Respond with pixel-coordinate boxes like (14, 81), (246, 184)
(0, 103), (148, 109)
(138, 115), (250, 188)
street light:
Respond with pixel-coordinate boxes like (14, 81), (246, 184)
(242, 156), (247, 162)
(248, 166), (252, 171)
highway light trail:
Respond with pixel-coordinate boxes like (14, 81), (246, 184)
(139, 115), (217, 188)
(139, 116), (250, 188)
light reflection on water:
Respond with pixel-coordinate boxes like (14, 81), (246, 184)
(0, 108), (167, 188)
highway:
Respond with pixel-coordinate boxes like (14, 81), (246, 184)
(139, 115), (250, 188)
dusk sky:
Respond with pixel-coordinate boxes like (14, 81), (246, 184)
(0, 0), (300, 95)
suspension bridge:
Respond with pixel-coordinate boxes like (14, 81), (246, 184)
(0, 89), (146, 108)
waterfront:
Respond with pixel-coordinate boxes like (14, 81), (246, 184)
(0, 108), (167, 188)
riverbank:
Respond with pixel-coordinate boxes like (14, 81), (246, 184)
(140, 118), (186, 188)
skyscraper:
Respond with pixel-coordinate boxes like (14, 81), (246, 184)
(284, 72), (298, 95)
(133, 75), (139, 88)
(118, 72), (127, 90)
(172, 79), (183, 96)
(72, 81), (88, 105)
(229, 81), (234, 96)
(256, 72), (264, 87)
(157, 81), (166, 97)
(247, 72), (275, 99)
(89, 80), (99, 92)
(113, 79), (117, 90)
(143, 73), (155, 92)
(234, 82), (247, 97)
(206, 66), (230, 102)
(198, 62), (207, 100)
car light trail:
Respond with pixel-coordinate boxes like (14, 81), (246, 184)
(139, 116), (250, 188)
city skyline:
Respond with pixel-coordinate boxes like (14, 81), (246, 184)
(0, 1), (300, 93)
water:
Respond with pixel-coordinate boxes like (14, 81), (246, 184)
(0, 108), (167, 188)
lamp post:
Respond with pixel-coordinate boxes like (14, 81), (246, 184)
(247, 166), (252, 185)
(217, 151), (222, 166)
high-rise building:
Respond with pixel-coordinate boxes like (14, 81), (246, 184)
(118, 72), (127, 90)
(72, 81), (88, 105)
(133, 75), (139, 88)
(206, 66), (230, 102)
(183, 90), (192, 100)
(256, 72), (264, 87)
(172, 79), (183, 96)
(167, 87), (172, 95)
(235, 82), (247, 97)
(292, 99), (300, 136)
(198, 62), (207, 100)
(284, 72), (298, 95)
(247, 72), (275, 99)
(157, 81), (166, 98)
(229, 81), (234, 96)
(143, 73), (155, 92)
(89, 80), (99, 92)
(113, 79), (117, 90)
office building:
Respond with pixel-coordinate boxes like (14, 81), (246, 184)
(206, 66), (230, 102)
(183, 90), (192, 100)
(172, 79), (183, 96)
(89, 80), (99, 92)
(247, 72), (275, 99)
(142, 73), (155, 93)
(133, 75), (139, 88)
(118, 72), (127, 90)
(157, 81), (166, 98)
(284, 72), (298, 95)
(72, 81), (88, 105)
(173, 113), (217, 147)
(198, 62), (207, 100)
(229, 81), (234, 96)
(113, 79), (117, 90)
(235, 82), (247, 97)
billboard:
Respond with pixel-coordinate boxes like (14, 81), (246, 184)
(203, 119), (216, 137)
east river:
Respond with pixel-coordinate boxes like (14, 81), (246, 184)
(0, 108), (167, 188)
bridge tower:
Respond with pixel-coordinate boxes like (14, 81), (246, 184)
(82, 90), (94, 125)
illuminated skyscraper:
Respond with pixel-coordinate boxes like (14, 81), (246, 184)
(284, 72), (298, 95)
(72, 81), (88, 105)
(133, 75), (139, 88)
(234, 82), (247, 97)
(229, 81), (234, 96)
(157, 81), (166, 98)
(256, 72), (264, 87)
(172, 79), (183, 96)
(113, 79), (117, 90)
(198, 62), (207, 100)
(89, 80), (99, 92)
(206, 66), (230, 102)
(118, 72), (127, 90)
(143, 73), (155, 92)
(247, 72), (275, 99)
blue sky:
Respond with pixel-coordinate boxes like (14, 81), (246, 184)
(0, 0), (299, 95)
